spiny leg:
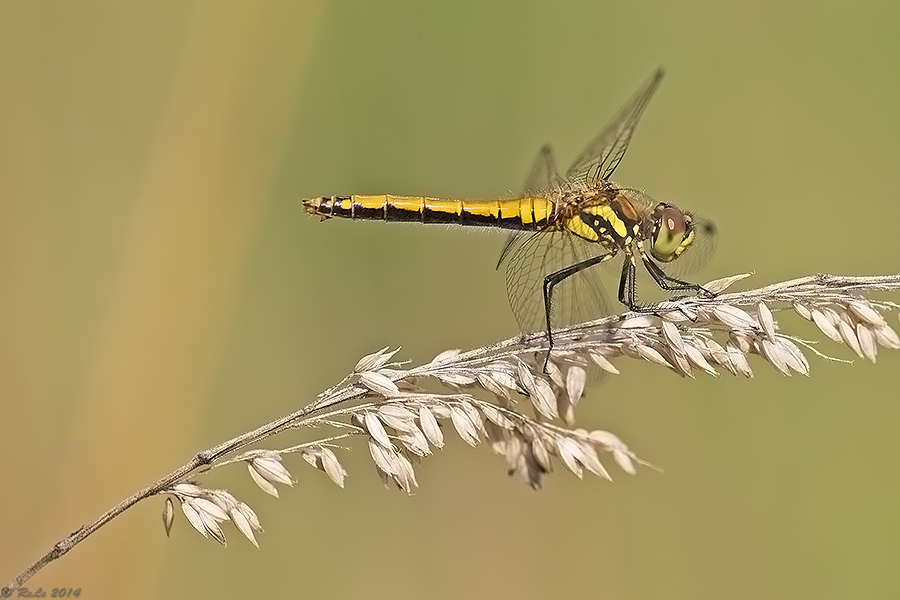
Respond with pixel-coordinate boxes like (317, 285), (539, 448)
(619, 247), (717, 324)
(617, 249), (680, 313)
(542, 251), (615, 371)
(639, 248), (715, 298)
(618, 251), (646, 311)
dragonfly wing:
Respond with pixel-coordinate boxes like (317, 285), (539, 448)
(523, 144), (563, 194)
(565, 68), (665, 185)
(496, 145), (564, 269)
(497, 230), (529, 271)
(502, 229), (612, 335)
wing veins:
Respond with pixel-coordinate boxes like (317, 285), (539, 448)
(565, 68), (665, 184)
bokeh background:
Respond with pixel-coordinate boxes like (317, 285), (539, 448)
(2, 1), (899, 598)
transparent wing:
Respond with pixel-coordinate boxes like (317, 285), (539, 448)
(496, 145), (564, 268)
(500, 229), (614, 335)
(565, 68), (665, 185)
(523, 144), (563, 194)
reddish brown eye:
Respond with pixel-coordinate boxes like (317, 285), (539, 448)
(651, 206), (689, 262)
(661, 207), (686, 236)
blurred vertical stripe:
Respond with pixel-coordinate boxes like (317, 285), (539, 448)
(0, 2), (323, 597)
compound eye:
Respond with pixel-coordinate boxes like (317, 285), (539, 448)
(651, 206), (688, 262)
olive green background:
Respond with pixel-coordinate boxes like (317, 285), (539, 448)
(2, 2), (899, 599)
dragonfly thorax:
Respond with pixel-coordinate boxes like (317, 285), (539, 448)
(559, 186), (646, 251)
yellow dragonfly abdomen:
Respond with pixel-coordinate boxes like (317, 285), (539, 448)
(303, 194), (555, 231)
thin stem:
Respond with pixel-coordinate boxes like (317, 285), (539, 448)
(5, 272), (900, 593)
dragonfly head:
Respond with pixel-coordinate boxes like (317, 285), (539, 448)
(649, 203), (695, 263)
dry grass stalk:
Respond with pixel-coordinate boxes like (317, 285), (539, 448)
(6, 272), (900, 592)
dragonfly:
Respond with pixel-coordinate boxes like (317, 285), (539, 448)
(304, 68), (715, 363)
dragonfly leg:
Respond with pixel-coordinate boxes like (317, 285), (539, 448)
(618, 252), (643, 310)
(541, 251), (616, 372)
(640, 251), (715, 298)
(618, 250), (682, 312)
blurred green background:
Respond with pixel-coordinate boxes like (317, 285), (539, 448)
(2, 1), (899, 598)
